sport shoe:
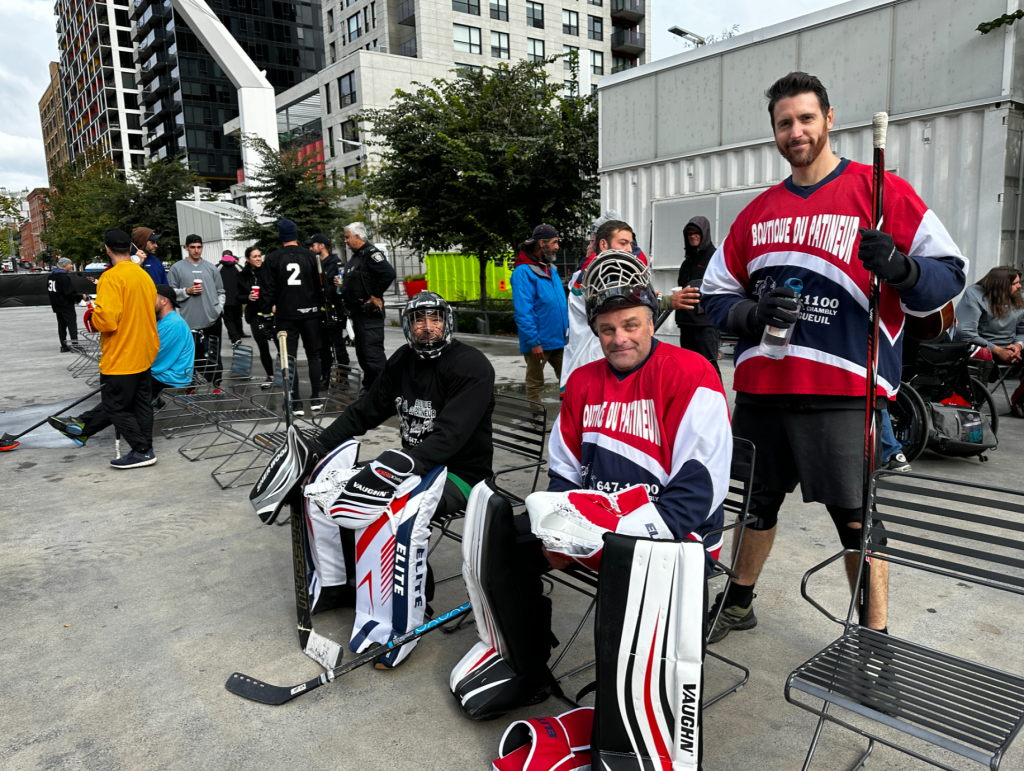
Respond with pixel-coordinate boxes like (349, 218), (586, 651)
(110, 448), (157, 469)
(883, 452), (912, 472)
(60, 344), (72, 353)
(310, 398), (324, 412)
(48, 415), (86, 441)
(260, 376), (274, 390)
(291, 402), (305, 416)
(707, 592), (758, 644)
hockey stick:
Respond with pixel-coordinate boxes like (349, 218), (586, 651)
(225, 602), (472, 705)
(278, 329), (292, 428)
(859, 112), (888, 626)
(0, 386), (103, 451)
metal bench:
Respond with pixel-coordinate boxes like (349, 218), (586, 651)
(786, 471), (1024, 770)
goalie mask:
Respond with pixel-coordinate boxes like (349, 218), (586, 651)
(582, 250), (658, 328)
(402, 292), (454, 359)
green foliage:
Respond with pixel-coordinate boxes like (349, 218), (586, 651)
(123, 156), (205, 261)
(360, 53), (599, 304)
(978, 10), (1023, 34)
(234, 136), (355, 252)
(0, 194), (21, 222)
(42, 147), (131, 265)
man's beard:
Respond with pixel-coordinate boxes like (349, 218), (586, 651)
(777, 129), (829, 168)
(540, 244), (557, 263)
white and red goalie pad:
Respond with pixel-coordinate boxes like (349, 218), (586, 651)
(526, 485), (671, 570)
(494, 707), (594, 771)
(304, 440), (361, 609)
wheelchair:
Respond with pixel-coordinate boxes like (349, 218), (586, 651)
(888, 337), (999, 462)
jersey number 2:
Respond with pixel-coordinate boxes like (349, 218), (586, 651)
(286, 263), (302, 285)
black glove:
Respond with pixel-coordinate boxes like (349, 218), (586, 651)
(857, 228), (911, 284)
(751, 286), (800, 330)
(330, 449), (419, 526)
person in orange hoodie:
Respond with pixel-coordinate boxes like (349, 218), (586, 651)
(51, 229), (160, 468)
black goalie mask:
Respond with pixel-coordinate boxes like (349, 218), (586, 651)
(402, 291), (454, 359)
(582, 250), (659, 327)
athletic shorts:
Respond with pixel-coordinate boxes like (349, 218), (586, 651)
(732, 401), (880, 510)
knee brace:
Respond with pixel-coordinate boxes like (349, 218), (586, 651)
(826, 505), (888, 549)
(748, 487), (786, 531)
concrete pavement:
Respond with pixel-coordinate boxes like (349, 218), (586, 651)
(2, 304), (1022, 771)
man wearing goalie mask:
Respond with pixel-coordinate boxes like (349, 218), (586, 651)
(450, 251), (730, 770)
(254, 291), (495, 669)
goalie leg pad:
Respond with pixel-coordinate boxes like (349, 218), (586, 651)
(494, 707), (594, 771)
(593, 533), (706, 771)
(451, 481), (551, 720)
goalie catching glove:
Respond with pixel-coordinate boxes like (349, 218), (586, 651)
(526, 485), (674, 570)
(328, 449), (421, 529)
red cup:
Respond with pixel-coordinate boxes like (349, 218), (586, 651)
(193, 279), (203, 289)
(251, 286), (260, 299)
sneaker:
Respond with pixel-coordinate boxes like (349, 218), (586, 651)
(260, 376), (274, 390)
(231, 340), (242, 349)
(707, 591), (758, 644)
(310, 398), (324, 412)
(60, 344), (72, 353)
(1011, 401), (1024, 419)
(883, 452), (912, 472)
(110, 448), (157, 469)
(48, 415), (86, 439)
(291, 402), (305, 416)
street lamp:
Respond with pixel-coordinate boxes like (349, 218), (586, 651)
(669, 26), (706, 45)
(336, 137), (366, 160)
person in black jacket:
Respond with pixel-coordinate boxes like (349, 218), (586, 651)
(675, 216), (722, 379)
(261, 219), (324, 415)
(339, 222), (396, 391)
(218, 251), (245, 347)
(237, 246), (277, 388)
(48, 257), (85, 352)
(306, 233), (350, 388)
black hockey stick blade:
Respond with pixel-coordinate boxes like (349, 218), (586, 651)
(225, 602), (472, 705)
(0, 386), (103, 451)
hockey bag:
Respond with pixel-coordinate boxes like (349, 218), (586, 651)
(592, 532), (707, 771)
(451, 481), (551, 720)
(493, 707), (594, 771)
(924, 402), (997, 458)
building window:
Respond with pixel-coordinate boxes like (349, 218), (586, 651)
(527, 38), (544, 62)
(453, 23), (482, 54)
(489, 0), (507, 21)
(339, 72), (356, 105)
(456, 63), (482, 77)
(612, 54), (632, 73)
(340, 119), (359, 145)
(327, 9), (334, 31)
(348, 12), (361, 42)
(330, 41), (336, 62)
(328, 125), (336, 157)
(126, 113), (141, 129)
(587, 14), (602, 40)
(526, 1), (543, 29)
(590, 49), (603, 75)
(562, 9), (578, 34)
(370, 1), (376, 27)
(563, 80), (578, 96)
(563, 44), (578, 70)
(325, 83), (332, 113)
(452, 0), (480, 15)
(344, 163), (362, 178)
(587, 0), (601, 5)
(491, 30), (510, 59)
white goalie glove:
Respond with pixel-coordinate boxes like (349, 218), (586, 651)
(526, 485), (672, 570)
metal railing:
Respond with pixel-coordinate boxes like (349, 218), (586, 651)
(398, 37), (418, 57)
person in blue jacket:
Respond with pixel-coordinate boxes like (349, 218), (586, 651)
(511, 223), (569, 407)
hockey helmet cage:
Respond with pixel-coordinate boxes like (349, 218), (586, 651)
(402, 291), (454, 359)
(581, 249), (658, 327)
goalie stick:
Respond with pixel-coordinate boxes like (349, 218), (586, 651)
(225, 602), (472, 705)
(0, 386), (102, 451)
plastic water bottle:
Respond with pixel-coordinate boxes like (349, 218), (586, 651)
(758, 278), (804, 360)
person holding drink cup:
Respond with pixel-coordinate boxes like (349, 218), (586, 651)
(237, 246), (278, 388)
(167, 234), (226, 385)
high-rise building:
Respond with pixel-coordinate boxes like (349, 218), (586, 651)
(39, 63), (70, 182)
(133, 0), (324, 190)
(55, 0), (146, 170)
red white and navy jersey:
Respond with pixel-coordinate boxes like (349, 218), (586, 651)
(549, 340), (731, 562)
(702, 159), (967, 398)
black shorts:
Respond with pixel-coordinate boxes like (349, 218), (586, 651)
(733, 400), (880, 509)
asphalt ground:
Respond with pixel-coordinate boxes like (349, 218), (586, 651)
(2, 305), (1022, 771)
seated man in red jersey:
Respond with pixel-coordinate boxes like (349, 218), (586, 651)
(450, 251), (732, 762)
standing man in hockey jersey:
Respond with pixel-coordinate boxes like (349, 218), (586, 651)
(48, 257), (85, 352)
(339, 222), (395, 393)
(701, 71), (967, 642)
(306, 233), (350, 388)
(167, 234), (226, 385)
(261, 219), (324, 415)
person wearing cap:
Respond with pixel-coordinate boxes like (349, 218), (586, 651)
(675, 216), (722, 380)
(217, 250), (245, 348)
(262, 219), (326, 414)
(167, 234), (226, 385)
(130, 227), (167, 285)
(49, 283), (194, 446)
(340, 222), (396, 392)
(511, 223), (569, 408)
(305, 233), (350, 388)
(47, 256), (86, 352)
(49, 229), (160, 468)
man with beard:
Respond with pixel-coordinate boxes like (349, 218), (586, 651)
(676, 216), (721, 379)
(512, 223), (569, 408)
(701, 72), (966, 643)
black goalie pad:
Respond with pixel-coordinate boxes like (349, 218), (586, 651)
(450, 481), (550, 720)
(592, 532), (707, 771)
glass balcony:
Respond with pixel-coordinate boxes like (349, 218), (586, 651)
(610, 29), (644, 55)
(609, 0), (644, 23)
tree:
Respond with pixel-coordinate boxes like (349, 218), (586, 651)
(42, 147), (131, 266)
(360, 54), (599, 305)
(233, 136), (355, 252)
(123, 156), (206, 262)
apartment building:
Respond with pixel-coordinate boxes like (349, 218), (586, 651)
(39, 63), (70, 182)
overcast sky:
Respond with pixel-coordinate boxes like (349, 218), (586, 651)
(0, 0), (844, 193)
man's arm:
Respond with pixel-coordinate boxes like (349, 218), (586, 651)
(366, 251), (396, 298)
(166, 262), (189, 303)
(546, 371), (584, 491)
(59, 273), (83, 302)
(261, 256), (277, 310)
(316, 353), (399, 449)
(212, 264), (226, 309)
(511, 269), (543, 350)
(90, 274), (122, 332)
(701, 236), (760, 337)
(952, 290), (991, 351)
